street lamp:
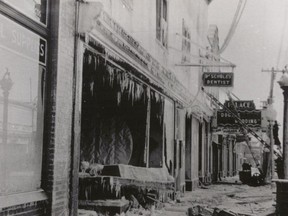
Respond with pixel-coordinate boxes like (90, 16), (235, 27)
(0, 69), (13, 147)
(265, 104), (277, 181)
(273, 71), (288, 215)
(278, 72), (288, 178)
(0, 68), (13, 192)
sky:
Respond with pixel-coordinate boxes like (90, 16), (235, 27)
(208, 0), (288, 139)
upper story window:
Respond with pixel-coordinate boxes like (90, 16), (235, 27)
(2, 0), (48, 25)
(182, 19), (191, 62)
(156, 0), (168, 48)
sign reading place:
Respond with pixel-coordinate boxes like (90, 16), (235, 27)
(202, 72), (234, 87)
(224, 100), (256, 111)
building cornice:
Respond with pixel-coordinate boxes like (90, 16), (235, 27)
(79, 2), (194, 107)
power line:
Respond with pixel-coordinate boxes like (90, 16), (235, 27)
(265, 4), (288, 104)
(276, 3), (288, 68)
(219, 0), (243, 53)
(219, 0), (247, 54)
(175, 33), (235, 66)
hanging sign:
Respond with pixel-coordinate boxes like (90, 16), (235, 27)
(213, 128), (242, 134)
(224, 100), (256, 111)
(217, 110), (261, 128)
(202, 72), (234, 87)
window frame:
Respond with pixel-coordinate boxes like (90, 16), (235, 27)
(0, 1), (48, 38)
(0, 0), (49, 207)
(156, 0), (168, 48)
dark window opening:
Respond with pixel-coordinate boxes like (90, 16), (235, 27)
(185, 115), (192, 180)
(80, 50), (147, 167)
(156, 0), (168, 47)
(198, 122), (202, 173)
(149, 90), (164, 168)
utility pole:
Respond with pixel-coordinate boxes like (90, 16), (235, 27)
(262, 68), (283, 181)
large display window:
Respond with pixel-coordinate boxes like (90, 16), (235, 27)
(80, 49), (147, 167)
(0, 14), (46, 195)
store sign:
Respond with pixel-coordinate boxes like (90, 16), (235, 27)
(224, 100), (256, 111)
(92, 10), (191, 102)
(202, 72), (233, 87)
(217, 110), (261, 127)
(0, 14), (46, 65)
(213, 128), (242, 134)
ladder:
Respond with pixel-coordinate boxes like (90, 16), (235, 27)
(227, 92), (261, 167)
(201, 87), (282, 158)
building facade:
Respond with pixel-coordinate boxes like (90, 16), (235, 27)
(0, 0), (76, 215)
(0, 0), (221, 215)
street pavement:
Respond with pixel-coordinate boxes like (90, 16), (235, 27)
(159, 176), (276, 216)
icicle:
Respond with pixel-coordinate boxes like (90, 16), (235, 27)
(116, 70), (122, 86)
(102, 178), (105, 190)
(128, 78), (133, 100)
(90, 81), (94, 96)
(115, 180), (121, 198)
(117, 91), (121, 106)
(135, 83), (143, 101)
(131, 81), (135, 105)
(123, 73), (129, 91)
(110, 177), (114, 191)
(100, 176), (103, 185)
(106, 65), (114, 87)
(94, 55), (97, 70)
(155, 92), (159, 102)
(88, 54), (92, 64)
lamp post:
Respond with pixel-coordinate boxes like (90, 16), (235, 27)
(278, 72), (288, 178)
(266, 105), (277, 181)
(0, 70), (13, 147)
(274, 71), (288, 215)
(0, 69), (13, 192)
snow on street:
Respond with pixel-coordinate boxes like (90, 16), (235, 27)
(158, 176), (276, 216)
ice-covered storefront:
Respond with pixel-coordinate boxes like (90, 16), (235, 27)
(76, 5), (191, 211)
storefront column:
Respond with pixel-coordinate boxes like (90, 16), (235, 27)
(144, 88), (151, 167)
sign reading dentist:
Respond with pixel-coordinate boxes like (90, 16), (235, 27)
(202, 72), (234, 87)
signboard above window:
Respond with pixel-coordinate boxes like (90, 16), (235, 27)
(202, 72), (234, 87)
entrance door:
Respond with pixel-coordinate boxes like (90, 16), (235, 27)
(212, 142), (219, 182)
(185, 115), (192, 184)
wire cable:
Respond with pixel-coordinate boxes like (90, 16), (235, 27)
(268, 3), (288, 102)
(173, 35), (236, 66)
(219, 0), (247, 54)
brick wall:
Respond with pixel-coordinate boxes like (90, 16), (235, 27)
(42, 0), (77, 215)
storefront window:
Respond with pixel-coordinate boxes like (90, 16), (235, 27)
(0, 14), (46, 195)
(2, 0), (48, 25)
(80, 50), (147, 168)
